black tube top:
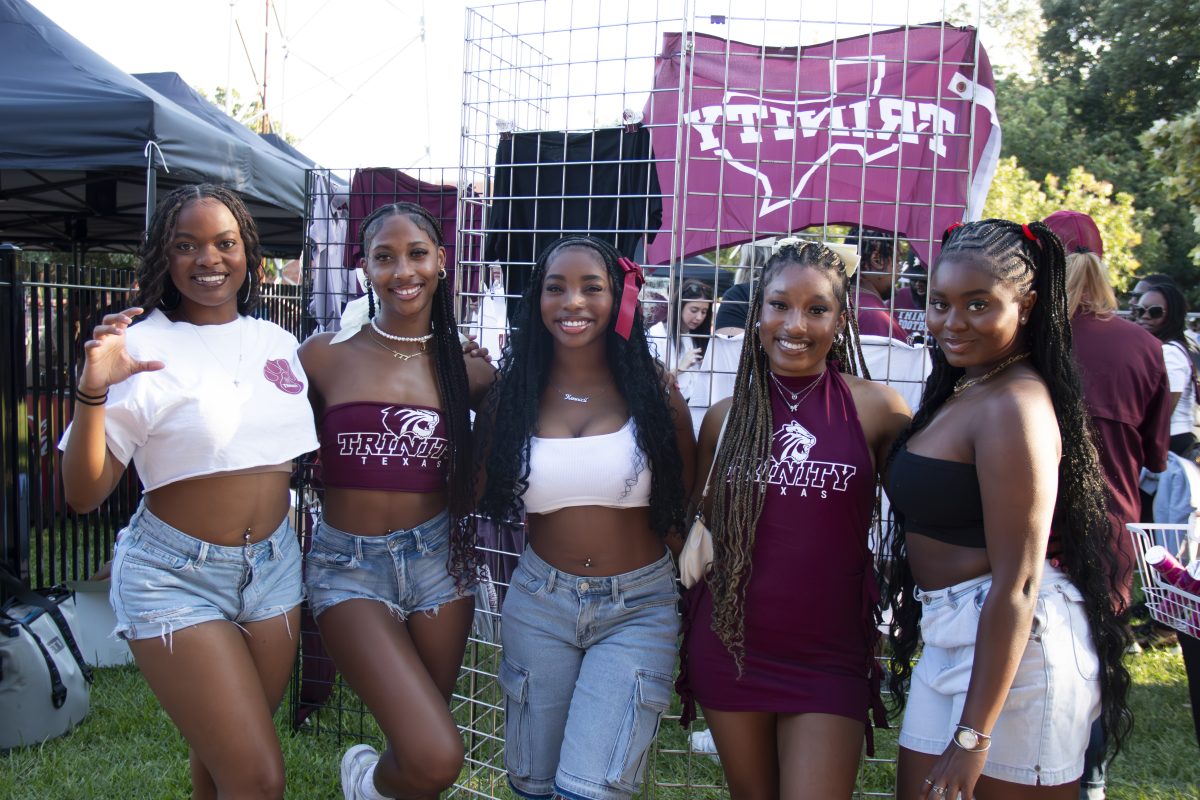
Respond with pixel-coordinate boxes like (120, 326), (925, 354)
(887, 445), (986, 548)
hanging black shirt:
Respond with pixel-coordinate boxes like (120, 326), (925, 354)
(484, 127), (662, 310)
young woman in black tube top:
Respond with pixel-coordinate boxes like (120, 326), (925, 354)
(477, 236), (694, 800)
(883, 220), (1131, 800)
(298, 202), (494, 800)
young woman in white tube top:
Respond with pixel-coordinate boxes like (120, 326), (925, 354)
(477, 235), (695, 800)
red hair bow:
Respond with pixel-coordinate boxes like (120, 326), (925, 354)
(1022, 223), (1038, 243)
(945, 222), (963, 236)
(615, 257), (644, 341)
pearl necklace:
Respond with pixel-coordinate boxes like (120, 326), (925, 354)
(370, 328), (428, 362)
(769, 370), (825, 413)
(370, 318), (434, 344)
(950, 352), (1031, 400)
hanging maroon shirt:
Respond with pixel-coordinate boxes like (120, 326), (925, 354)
(342, 168), (482, 291)
(1071, 312), (1171, 604)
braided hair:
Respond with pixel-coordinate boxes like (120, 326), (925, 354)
(883, 219), (1132, 755)
(477, 236), (687, 538)
(707, 241), (869, 669)
(133, 184), (262, 317)
(359, 202), (479, 585)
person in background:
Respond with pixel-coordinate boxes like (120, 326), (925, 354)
(884, 219), (1131, 800)
(892, 259), (929, 340)
(1128, 272), (1176, 306)
(666, 280), (714, 432)
(892, 259), (928, 311)
(61, 184), (319, 799)
(844, 226), (908, 342)
(1044, 210), (1171, 800)
(1132, 282), (1197, 457)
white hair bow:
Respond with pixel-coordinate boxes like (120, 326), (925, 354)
(770, 237), (860, 278)
(330, 294), (371, 344)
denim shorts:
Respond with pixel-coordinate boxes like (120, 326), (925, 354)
(498, 547), (680, 800)
(110, 502), (303, 644)
(304, 511), (469, 619)
(898, 563), (1101, 786)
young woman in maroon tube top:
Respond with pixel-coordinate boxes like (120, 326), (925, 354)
(678, 240), (911, 800)
(298, 202), (494, 800)
(882, 220), (1132, 800)
(476, 236), (694, 800)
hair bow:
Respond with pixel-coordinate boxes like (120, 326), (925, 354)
(330, 294), (371, 344)
(614, 257), (644, 340)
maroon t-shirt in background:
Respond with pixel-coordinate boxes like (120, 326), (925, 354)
(854, 286), (908, 341)
(892, 286), (924, 310)
(1071, 312), (1172, 602)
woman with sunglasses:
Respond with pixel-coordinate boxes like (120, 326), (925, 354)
(1132, 282), (1197, 455)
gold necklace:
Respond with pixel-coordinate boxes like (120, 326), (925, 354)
(370, 329), (428, 362)
(950, 352), (1031, 400)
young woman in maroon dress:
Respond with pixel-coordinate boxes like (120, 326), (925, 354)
(678, 240), (911, 799)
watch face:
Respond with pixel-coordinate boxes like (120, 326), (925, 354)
(955, 728), (979, 749)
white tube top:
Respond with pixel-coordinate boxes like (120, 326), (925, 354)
(522, 417), (652, 515)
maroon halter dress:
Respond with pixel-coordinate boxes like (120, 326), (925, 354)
(678, 367), (886, 751)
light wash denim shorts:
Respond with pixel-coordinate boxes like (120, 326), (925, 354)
(304, 510), (469, 619)
(498, 546), (680, 800)
(110, 502), (303, 644)
(898, 563), (1101, 786)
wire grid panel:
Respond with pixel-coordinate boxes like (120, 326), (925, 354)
(460, 0), (994, 426)
(455, 2), (996, 798)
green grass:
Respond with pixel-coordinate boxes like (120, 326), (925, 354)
(2, 645), (1198, 799)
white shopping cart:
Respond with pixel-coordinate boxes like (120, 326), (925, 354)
(1129, 521), (1200, 636)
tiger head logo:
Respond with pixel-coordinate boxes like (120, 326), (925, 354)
(776, 420), (817, 464)
(380, 407), (440, 439)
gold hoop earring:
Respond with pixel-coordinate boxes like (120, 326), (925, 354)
(438, 268), (448, 280)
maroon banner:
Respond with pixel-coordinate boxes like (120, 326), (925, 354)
(643, 25), (999, 267)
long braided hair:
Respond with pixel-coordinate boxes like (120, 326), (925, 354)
(133, 184), (263, 317)
(477, 236), (687, 538)
(883, 219), (1132, 755)
(359, 202), (479, 585)
(707, 241), (869, 668)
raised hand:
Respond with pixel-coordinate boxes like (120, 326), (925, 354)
(79, 307), (164, 393)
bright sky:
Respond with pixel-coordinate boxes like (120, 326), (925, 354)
(28, 0), (1002, 173)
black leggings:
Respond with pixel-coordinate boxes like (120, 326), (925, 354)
(1182, 633), (1200, 747)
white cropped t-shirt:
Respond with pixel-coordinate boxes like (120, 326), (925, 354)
(522, 418), (652, 515)
(59, 309), (319, 491)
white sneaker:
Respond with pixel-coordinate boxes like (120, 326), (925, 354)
(340, 744), (380, 800)
(689, 729), (720, 763)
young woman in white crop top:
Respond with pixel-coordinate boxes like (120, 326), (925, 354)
(478, 236), (695, 800)
(61, 185), (318, 800)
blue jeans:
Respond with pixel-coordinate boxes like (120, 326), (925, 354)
(110, 502), (303, 645)
(499, 547), (680, 800)
(304, 511), (469, 619)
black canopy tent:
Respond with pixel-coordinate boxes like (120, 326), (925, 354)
(0, 0), (310, 256)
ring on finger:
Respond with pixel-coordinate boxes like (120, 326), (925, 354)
(923, 778), (935, 787)
(931, 786), (947, 797)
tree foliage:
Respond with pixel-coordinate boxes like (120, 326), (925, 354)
(984, 156), (1143, 290)
(1040, 0), (1200, 138)
(1143, 101), (1200, 267)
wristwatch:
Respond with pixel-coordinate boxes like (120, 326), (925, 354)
(952, 725), (991, 752)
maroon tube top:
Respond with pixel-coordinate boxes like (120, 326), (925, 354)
(318, 402), (449, 492)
